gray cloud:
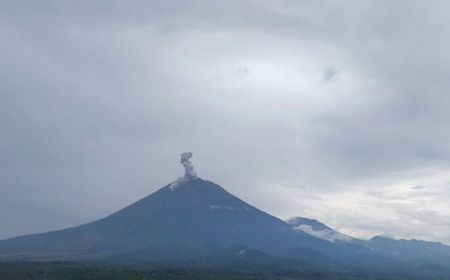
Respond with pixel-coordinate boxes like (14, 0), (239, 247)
(322, 67), (338, 82)
(1, 0), (450, 244)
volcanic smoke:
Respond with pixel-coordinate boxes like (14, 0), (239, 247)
(170, 152), (197, 189)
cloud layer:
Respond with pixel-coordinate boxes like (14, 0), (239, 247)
(1, 0), (450, 243)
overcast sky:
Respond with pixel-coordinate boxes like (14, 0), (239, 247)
(1, 0), (450, 244)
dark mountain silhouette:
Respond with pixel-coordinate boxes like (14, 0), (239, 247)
(0, 178), (331, 262)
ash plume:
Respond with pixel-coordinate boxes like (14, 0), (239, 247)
(170, 152), (197, 189)
(181, 152), (197, 179)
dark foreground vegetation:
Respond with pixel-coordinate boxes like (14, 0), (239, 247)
(0, 262), (449, 280)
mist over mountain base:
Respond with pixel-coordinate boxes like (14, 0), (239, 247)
(0, 261), (448, 280)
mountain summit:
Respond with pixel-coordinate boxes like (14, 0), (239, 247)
(286, 217), (353, 243)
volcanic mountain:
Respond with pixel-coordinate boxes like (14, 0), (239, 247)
(0, 167), (330, 262)
(2, 153), (450, 276)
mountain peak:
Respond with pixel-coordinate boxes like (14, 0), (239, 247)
(286, 217), (332, 231)
(286, 217), (353, 243)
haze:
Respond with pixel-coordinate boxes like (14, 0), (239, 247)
(1, 0), (450, 244)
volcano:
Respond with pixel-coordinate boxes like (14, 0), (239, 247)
(2, 154), (450, 275)
(0, 154), (330, 262)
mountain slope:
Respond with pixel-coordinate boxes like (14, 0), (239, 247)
(368, 236), (450, 268)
